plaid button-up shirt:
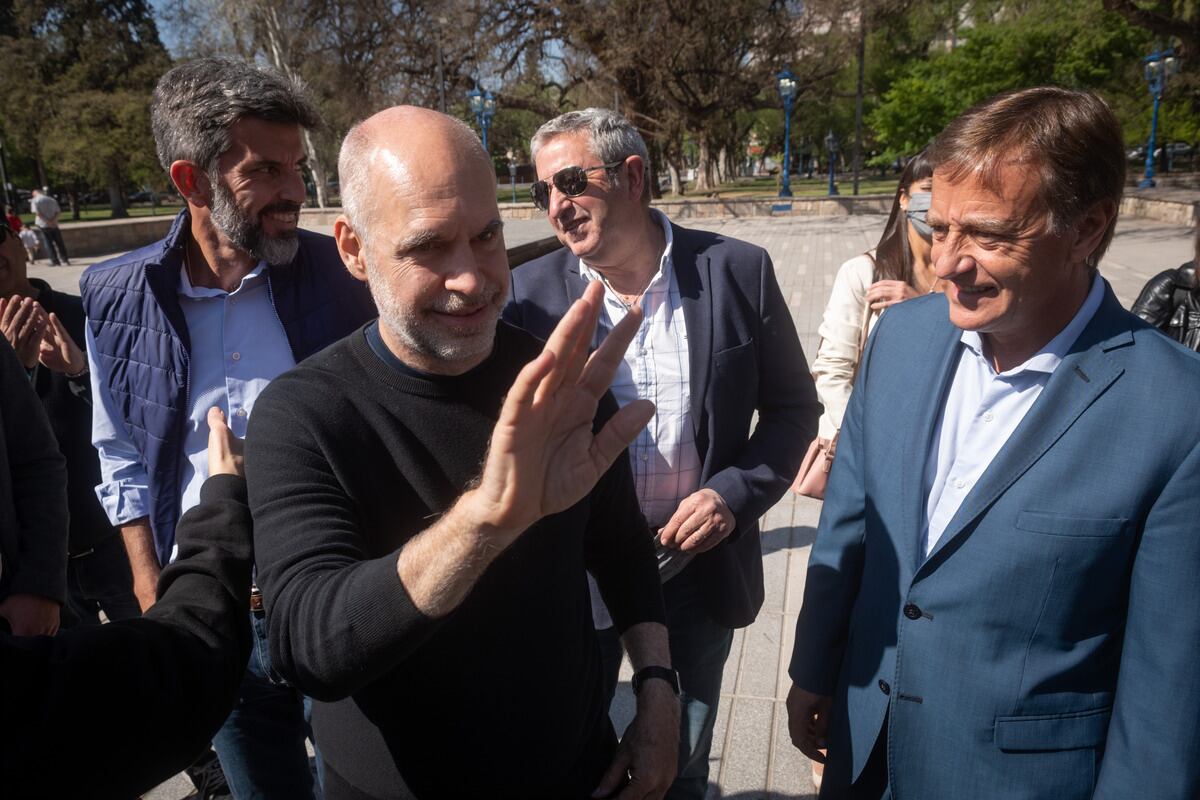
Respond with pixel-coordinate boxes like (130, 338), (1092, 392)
(581, 211), (701, 589)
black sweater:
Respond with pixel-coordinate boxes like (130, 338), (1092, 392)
(0, 335), (67, 605)
(245, 321), (665, 799)
(0, 475), (252, 796)
(30, 279), (117, 552)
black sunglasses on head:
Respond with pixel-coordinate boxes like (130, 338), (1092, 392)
(530, 161), (625, 211)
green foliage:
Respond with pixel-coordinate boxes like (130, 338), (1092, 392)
(0, 0), (170, 214)
(869, 0), (1155, 159)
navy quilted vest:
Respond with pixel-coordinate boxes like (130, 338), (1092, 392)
(80, 210), (376, 563)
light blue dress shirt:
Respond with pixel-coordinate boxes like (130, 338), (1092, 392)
(88, 262), (294, 561)
(922, 272), (1105, 557)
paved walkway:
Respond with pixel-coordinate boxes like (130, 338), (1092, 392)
(40, 213), (1187, 799)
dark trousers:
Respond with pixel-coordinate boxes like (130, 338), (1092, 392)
(61, 534), (140, 627)
(596, 568), (734, 800)
(39, 226), (68, 265)
(212, 610), (322, 799)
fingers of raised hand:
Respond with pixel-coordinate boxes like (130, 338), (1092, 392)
(581, 301), (643, 397)
(535, 282), (602, 405)
(589, 398), (654, 474)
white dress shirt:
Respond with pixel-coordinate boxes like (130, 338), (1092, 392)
(922, 272), (1105, 557)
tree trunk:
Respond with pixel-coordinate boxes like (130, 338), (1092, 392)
(667, 159), (683, 196)
(694, 139), (714, 193)
(107, 166), (129, 218)
(852, 7), (867, 196)
(262, 5), (329, 208)
(715, 146), (727, 184)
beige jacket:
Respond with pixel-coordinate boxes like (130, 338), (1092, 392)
(812, 252), (880, 439)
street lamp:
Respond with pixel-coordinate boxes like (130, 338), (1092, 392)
(776, 68), (797, 199)
(468, 87), (497, 153)
(1140, 48), (1180, 189)
(825, 129), (839, 196)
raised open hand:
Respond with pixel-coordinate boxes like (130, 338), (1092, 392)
(467, 281), (654, 539)
(38, 312), (87, 375)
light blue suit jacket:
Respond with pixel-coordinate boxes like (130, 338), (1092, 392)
(790, 283), (1200, 799)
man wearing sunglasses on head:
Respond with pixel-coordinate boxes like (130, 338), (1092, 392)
(505, 108), (821, 800)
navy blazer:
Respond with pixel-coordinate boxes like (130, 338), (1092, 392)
(504, 222), (820, 629)
(790, 285), (1200, 799)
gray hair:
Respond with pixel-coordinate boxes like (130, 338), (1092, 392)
(531, 109), (649, 198)
(151, 58), (320, 174)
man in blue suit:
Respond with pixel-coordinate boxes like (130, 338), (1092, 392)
(787, 87), (1200, 799)
(506, 109), (820, 798)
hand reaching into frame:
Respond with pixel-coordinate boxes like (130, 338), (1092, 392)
(464, 281), (655, 541)
(206, 407), (244, 478)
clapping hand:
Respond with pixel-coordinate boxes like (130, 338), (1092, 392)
(0, 295), (48, 369)
(38, 312), (87, 375)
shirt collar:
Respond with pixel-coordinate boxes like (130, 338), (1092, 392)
(178, 259), (269, 299)
(580, 208), (675, 290)
(960, 271), (1105, 376)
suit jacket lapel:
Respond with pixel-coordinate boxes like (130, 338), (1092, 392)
(672, 226), (713, 432)
(917, 287), (1131, 576)
(898, 308), (963, 573)
(563, 252), (589, 303)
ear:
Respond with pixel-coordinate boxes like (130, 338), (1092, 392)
(170, 161), (212, 208)
(1070, 199), (1116, 266)
(334, 215), (370, 283)
(898, 188), (911, 212)
(624, 155), (646, 203)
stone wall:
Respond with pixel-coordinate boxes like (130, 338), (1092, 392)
(51, 191), (1199, 258)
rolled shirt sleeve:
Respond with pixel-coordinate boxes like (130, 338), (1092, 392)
(85, 324), (151, 525)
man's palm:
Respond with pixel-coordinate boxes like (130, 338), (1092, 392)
(474, 282), (653, 533)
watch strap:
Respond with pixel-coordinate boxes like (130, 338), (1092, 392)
(631, 665), (680, 696)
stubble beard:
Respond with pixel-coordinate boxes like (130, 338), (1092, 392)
(364, 254), (501, 367)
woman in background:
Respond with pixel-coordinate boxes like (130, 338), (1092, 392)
(811, 150), (939, 444)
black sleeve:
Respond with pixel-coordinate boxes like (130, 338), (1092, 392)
(1131, 269), (1181, 329)
(583, 394), (666, 634)
(0, 336), (67, 603)
(0, 475), (253, 797)
(246, 377), (437, 701)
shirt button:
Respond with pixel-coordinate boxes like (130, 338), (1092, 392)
(983, 411), (994, 422)
(953, 478), (966, 490)
(235, 408), (247, 418)
(231, 352), (241, 361)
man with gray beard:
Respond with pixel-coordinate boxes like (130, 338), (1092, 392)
(80, 58), (374, 798)
(244, 106), (679, 799)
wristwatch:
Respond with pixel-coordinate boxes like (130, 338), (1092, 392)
(631, 665), (680, 696)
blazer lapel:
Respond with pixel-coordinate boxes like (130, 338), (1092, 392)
(563, 252), (589, 302)
(673, 226), (713, 432)
(897, 308), (963, 573)
(917, 287), (1131, 576)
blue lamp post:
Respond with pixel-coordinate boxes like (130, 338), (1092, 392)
(1140, 48), (1180, 189)
(468, 88), (497, 152)
(776, 68), (797, 198)
(825, 129), (839, 196)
